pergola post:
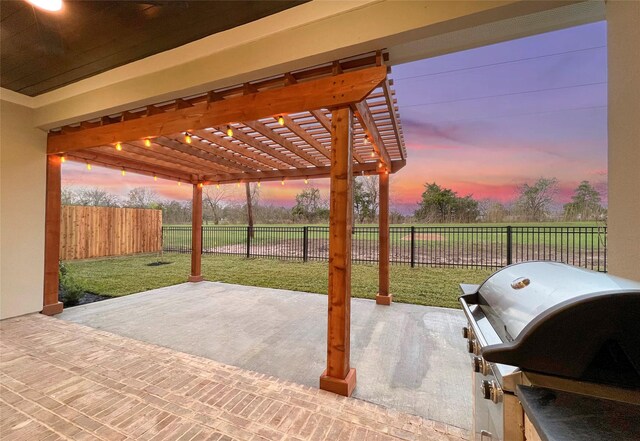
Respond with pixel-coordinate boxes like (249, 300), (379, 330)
(376, 171), (392, 305)
(189, 183), (204, 282)
(320, 107), (356, 397)
(42, 155), (64, 315)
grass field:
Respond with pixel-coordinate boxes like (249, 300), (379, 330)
(64, 253), (493, 309)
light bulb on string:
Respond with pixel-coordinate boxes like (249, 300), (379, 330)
(184, 133), (192, 144)
(216, 183), (220, 189)
(277, 116), (285, 126)
(153, 174), (157, 181)
(226, 126), (233, 137)
(86, 163), (92, 171)
(60, 155), (66, 163)
(281, 179), (285, 186)
(257, 181), (261, 188)
(178, 180), (181, 186)
(304, 178), (308, 185)
(115, 142), (122, 151)
(144, 138), (152, 147)
(121, 168), (126, 177)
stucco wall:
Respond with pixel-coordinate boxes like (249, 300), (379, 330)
(0, 99), (47, 319)
(607, 1), (640, 280)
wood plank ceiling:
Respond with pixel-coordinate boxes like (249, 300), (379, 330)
(1, 0), (307, 96)
(48, 53), (407, 185)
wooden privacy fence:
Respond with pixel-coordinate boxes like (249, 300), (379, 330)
(60, 205), (162, 260)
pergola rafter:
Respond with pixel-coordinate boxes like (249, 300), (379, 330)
(43, 52), (407, 398)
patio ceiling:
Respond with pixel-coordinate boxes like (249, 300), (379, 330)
(46, 52), (406, 185)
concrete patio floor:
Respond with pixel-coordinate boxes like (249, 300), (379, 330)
(1, 314), (466, 441)
(58, 282), (471, 432)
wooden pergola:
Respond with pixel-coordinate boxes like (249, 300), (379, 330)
(43, 52), (407, 397)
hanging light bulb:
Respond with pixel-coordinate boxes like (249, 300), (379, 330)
(277, 115), (285, 126)
(281, 179), (285, 186)
(184, 133), (192, 144)
(198, 182), (204, 188)
(153, 174), (157, 181)
(178, 180), (181, 186)
(378, 162), (383, 169)
(237, 182), (240, 188)
(257, 181), (261, 188)
(384, 169), (389, 175)
(121, 168), (126, 177)
(216, 183), (220, 189)
(60, 155), (66, 163)
(226, 126), (233, 137)
(144, 138), (152, 147)
(304, 178), (308, 185)
(363, 135), (369, 145)
(371, 151), (376, 158)
(86, 163), (92, 171)
(26, 0), (63, 12)
(115, 142), (122, 151)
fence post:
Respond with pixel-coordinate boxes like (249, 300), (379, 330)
(506, 225), (513, 265)
(410, 226), (416, 268)
(303, 226), (309, 262)
(246, 226), (251, 258)
(200, 226), (204, 255)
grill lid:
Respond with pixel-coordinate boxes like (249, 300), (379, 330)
(469, 262), (640, 386)
(477, 262), (639, 340)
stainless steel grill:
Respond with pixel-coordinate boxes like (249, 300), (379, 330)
(460, 262), (640, 441)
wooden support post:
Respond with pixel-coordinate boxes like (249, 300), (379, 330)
(376, 171), (392, 305)
(189, 183), (204, 282)
(320, 107), (356, 397)
(42, 155), (64, 315)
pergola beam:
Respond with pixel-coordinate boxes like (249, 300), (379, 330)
(48, 66), (387, 154)
(202, 160), (405, 185)
(219, 125), (304, 169)
(244, 120), (327, 167)
(66, 150), (195, 182)
(353, 101), (392, 166)
(193, 129), (282, 170)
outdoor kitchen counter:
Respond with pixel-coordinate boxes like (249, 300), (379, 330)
(516, 385), (640, 441)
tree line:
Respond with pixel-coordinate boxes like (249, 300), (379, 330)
(62, 176), (605, 225)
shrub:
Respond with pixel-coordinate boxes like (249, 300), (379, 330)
(59, 261), (84, 306)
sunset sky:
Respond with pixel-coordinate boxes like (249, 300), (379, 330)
(62, 21), (608, 214)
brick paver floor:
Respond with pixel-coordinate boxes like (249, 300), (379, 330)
(0, 314), (466, 441)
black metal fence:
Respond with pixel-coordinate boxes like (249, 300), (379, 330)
(162, 225), (607, 271)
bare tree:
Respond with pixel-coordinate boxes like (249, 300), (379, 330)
(126, 187), (158, 208)
(203, 185), (228, 225)
(514, 178), (558, 221)
(75, 187), (121, 207)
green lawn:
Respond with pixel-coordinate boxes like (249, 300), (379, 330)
(65, 253), (493, 309)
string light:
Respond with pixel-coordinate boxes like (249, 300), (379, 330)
(86, 163), (92, 171)
(384, 169), (389, 175)
(277, 115), (285, 126)
(371, 151), (376, 158)
(153, 174), (157, 181)
(257, 181), (261, 188)
(198, 182), (204, 188)
(226, 126), (233, 137)
(378, 162), (383, 169)
(363, 135), (369, 145)
(144, 138), (152, 147)
(304, 178), (308, 185)
(184, 133), (192, 144)
(60, 155), (66, 163)
(237, 182), (240, 188)
(216, 183), (220, 189)
(178, 180), (181, 186)
(281, 179), (285, 186)
(121, 168), (126, 176)
(115, 142), (122, 151)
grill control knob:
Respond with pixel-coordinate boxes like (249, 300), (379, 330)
(467, 339), (475, 353)
(472, 356), (490, 375)
(480, 380), (492, 400)
(462, 327), (469, 339)
(480, 380), (503, 403)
